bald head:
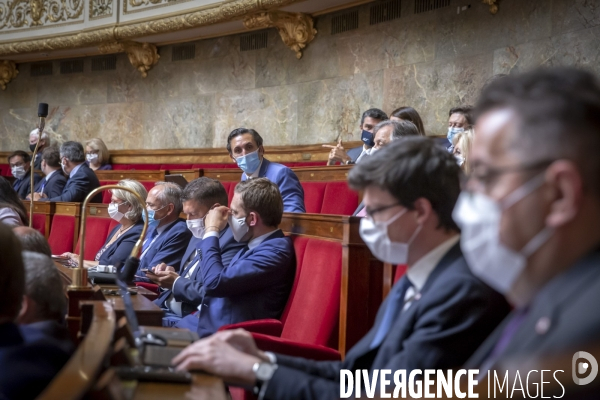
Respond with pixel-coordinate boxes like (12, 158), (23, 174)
(13, 227), (52, 257)
(0, 223), (25, 322)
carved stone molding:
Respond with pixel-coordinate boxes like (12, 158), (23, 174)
(244, 11), (316, 59)
(482, 0), (498, 14)
(0, 0), (84, 30)
(99, 40), (159, 77)
(0, 60), (17, 89)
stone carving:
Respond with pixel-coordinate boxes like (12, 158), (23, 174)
(0, 59), (17, 89)
(99, 41), (160, 77)
(91, 0), (112, 18)
(0, 0), (83, 29)
(482, 0), (498, 14)
(244, 11), (316, 59)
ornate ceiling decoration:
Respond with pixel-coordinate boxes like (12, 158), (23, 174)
(482, 0), (498, 14)
(0, 0), (84, 31)
(0, 59), (17, 89)
(99, 40), (160, 77)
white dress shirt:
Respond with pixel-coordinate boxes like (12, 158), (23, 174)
(140, 219), (177, 260)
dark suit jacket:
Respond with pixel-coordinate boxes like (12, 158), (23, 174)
(20, 320), (75, 355)
(194, 229), (295, 337)
(33, 153), (42, 171)
(347, 145), (364, 163)
(136, 219), (192, 276)
(33, 170), (67, 199)
(41, 163), (101, 203)
(263, 243), (510, 400)
(97, 220), (144, 267)
(13, 172), (42, 200)
(0, 322), (71, 400)
(466, 246), (600, 371)
(154, 226), (246, 317)
(242, 159), (305, 213)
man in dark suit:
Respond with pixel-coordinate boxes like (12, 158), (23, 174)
(135, 182), (191, 280)
(29, 128), (50, 171)
(7, 150), (41, 200)
(227, 128), (305, 213)
(148, 178), (246, 327)
(451, 68), (600, 379)
(0, 224), (71, 400)
(33, 141), (101, 203)
(27, 147), (66, 200)
(175, 178), (295, 338)
(173, 138), (510, 399)
(323, 108), (388, 166)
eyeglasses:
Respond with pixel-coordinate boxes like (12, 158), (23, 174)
(364, 203), (401, 221)
(466, 159), (554, 193)
(110, 201), (128, 207)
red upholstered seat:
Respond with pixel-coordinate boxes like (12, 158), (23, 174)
(300, 182), (327, 213)
(0, 163), (11, 177)
(73, 217), (113, 260)
(160, 164), (193, 170)
(191, 164), (237, 169)
(48, 214), (77, 254)
(112, 164), (162, 170)
(320, 181), (359, 215)
(284, 161), (325, 167)
(99, 181), (118, 203)
(31, 213), (47, 237)
(218, 181), (238, 206)
(394, 264), (408, 284)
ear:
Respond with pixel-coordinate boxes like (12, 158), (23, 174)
(17, 295), (32, 324)
(412, 197), (433, 226)
(545, 160), (584, 228)
(258, 145), (265, 158)
(210, 203), (221, 210)
(167, 203), (175, 216)
(247, 211), (259, 227)
(230, 153), (236, 162)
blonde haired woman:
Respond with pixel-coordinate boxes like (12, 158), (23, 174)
(85, 138), (112, 170)
(452, 128), (474, 174)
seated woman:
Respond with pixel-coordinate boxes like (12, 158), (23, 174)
(452, 128), (474, 174)
(85, 138), (112, 171)
(62, 179), (147, 268)
(0, 176), (29, 227)
(390, 106), (426, 136)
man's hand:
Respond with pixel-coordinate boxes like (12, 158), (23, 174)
(322, 138), (351, 165)
(173, 334), (261, 386)
(204, 206), (229, 234)
(147, 269), (179, 289)
(153, 262), (175, 273)
(32, 192), (46, 201)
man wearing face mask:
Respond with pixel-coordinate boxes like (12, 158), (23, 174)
(27, 147), (66, 200)
(8, 150), (41, 200)
(227, 128), (305, 213)
(174, 178), (295, 338)
(172, 139), (509, 399)
(446, 105), (473, 152)
(148, 178), (246, 328)
(323, 108), (388, 165)
(134, 182), (191, 281)
(29, 129), (50, 171)
(33, 141), (101, 203)
(456, 68), (600, 373)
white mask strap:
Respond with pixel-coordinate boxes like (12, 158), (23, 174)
(501, 173), (547, 210)
(521, 226), (554, 258)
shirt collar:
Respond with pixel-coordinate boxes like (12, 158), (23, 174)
(156, 218), (177, 235)
(248, 229), (278, 250)
(244, 158), (264, 180)
(69, 163), (83, 179)
(44, 169), (56, 180)
(407, 235), (460, 291)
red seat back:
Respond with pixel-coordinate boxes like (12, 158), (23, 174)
(160, 164), (193, 170)
(74, 217), (113, 260)
(320, 181), (359, 215)
(394, 264), (408, 284)
(300, 182), (327, 213)
(31, 214), (47, 237)
(99, 181), (118, 203)
(48, 215), (77, 254)
(279, 236), (309, 323)
(112, 164), (162, 170)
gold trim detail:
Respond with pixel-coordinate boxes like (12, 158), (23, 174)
(0, 0), (84, 30)
(244, 11), (316, 59)
(99, 40), (159, 77)
(0, 59), (17, 89)
(482, 0), (498, 14)
(90, 0), (113, 19)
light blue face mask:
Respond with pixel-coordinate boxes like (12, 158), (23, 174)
(447, 127), (464, 142)
(236, 149), (261, 174)
(143, 205), (167, 229)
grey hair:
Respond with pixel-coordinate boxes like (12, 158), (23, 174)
(373, 120), (420, 141)
(154, 182), (183, 214)
(60, 141), (85, 163)
(111, 179), (148, 222)
(17, 229), (52, 257)
(22, 251), (67, 322)
(29, 128), (50, 141)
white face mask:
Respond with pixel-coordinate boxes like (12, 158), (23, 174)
(108, 202), (127, 223)
(359, 208), (422, 265)
(455, 155), (465, 167)
(11, 166), (26, 180)
(228, 214), (249, 242)
(86, 153), (99, 163)
(453, 174), (553, 301)
(186, 217), (206, 239)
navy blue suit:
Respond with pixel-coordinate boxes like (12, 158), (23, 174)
(41, 163), (101, 203)
(97, 220), (144, 267)
(242, 159), (305, 213)
(154, 226), (246, 320)
(20, 320), (75, 355)
(33, 170), (67, 199)
(136, 219), (192, 278)
(346, 145), (364, 163)
(0, 322), (71, 400)
(262, 243), (510, 400)
(178, 229), (295, 337)
(13, 172), (42, 200)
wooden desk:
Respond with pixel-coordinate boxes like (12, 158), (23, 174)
(134, 375), (226, 400)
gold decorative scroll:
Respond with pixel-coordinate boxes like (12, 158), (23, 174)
(482, 0), (498, 14)
(0, 0), (84, 30)
(99, 40), (159, 77)
(0, 59), (17, 89)
(244, 11), (316, 59)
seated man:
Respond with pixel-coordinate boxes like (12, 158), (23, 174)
(0, 224), (70, 399)
(173, 138), (510, 399)
(445, 105), (473, 151)
(33, 141), (101, 203)
(18, 251), (74, 354)
(29, 129), (50, 170)
(13, 226), (52, 257)
(28, 147), (67, 200)
(8, 150), (41, 200)
(227, 128), (305, 213)
(149, 178), (246, 327)
(135, 182), (191, 280)
(175, 178), (295, 337)
(457, 68), (600, 375)
(323, 108), (388, 165)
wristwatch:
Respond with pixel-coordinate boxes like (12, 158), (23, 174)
(252, 362), (278, 397)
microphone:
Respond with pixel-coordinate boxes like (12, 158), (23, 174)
(37, 103), (48, 134)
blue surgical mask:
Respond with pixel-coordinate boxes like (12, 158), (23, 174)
(447, 127), (464, 142)
(236, 149), (261, 174)
(361, 130), (375, 147)
(143, 205), (168, 229)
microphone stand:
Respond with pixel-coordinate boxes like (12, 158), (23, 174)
(69, 185), (148, 289)
(28, 133), (42, 228)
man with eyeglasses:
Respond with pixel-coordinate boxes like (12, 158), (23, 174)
(172, 138), (509, 399)
(456, 68), (600, 376)
(7, 150), (41, 200)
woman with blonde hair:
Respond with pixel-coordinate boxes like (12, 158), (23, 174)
(452, 128), (474, 174)
(85, 138), (112, 170)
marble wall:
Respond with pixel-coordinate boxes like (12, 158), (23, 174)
(1, 0), (600, 151)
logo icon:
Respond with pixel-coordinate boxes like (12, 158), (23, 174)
(572, 351), (598, 385)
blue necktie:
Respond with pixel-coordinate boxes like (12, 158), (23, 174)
(181, 249), (202, 277)
(141, 227), (158, 256)
(370, 275), (412, 349)
(39, 177), (47, 194)
(14, 179), (24, 192)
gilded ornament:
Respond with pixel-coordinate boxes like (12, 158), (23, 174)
(99, 41), (159, 77)
(482, 0), (498, 14)
(0, 59), (17, 89)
